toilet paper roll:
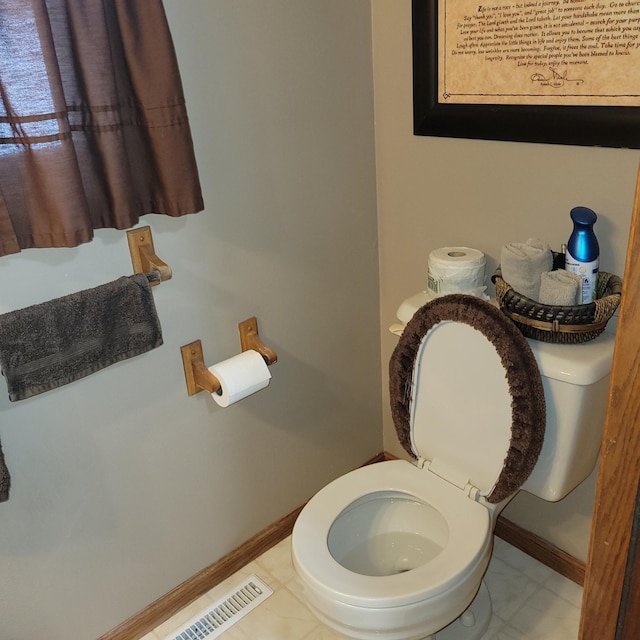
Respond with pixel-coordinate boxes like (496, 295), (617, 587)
(208, 349), (272, 407)
(427, 247), (487, 298)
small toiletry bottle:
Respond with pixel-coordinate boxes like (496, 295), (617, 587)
(565, 206), (599, 304)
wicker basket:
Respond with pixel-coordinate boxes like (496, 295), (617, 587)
(492, 266), (622, 344)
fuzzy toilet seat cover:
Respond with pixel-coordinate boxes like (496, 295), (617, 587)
(389, 294), (546, 504)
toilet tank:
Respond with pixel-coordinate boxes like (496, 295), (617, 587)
(521, 331), (616, 502)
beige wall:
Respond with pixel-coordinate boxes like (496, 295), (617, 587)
(372, 0), (640, 562)
(0, 3), (381, 639)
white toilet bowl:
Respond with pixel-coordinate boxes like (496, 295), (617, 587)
(292, 459), (496, 640)
(293, 294), (613, 639)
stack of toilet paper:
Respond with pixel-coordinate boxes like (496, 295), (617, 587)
(392, 247), (488, 332)
(426, 247), (489, 300)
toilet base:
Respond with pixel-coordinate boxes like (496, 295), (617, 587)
(431, 580), (492, 640)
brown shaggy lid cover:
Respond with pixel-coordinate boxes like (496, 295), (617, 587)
(389, 294), (546, 504)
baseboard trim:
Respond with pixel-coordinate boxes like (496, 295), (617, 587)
(99, 453), (386, 640)
(99, 451), (583, 639)
(98, 504), (304, 640)
(495, 516), (586, 586)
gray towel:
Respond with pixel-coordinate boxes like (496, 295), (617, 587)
(0, 439), (9, 503)
(539, 270), (582, 306)
(501, 238), (553, 301)
(0, 274), (163, 402)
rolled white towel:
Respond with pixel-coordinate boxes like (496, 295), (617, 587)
(501, 238), (553, 301)
(539, 270), (583, 306)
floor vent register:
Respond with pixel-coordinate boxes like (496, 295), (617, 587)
(163, 575), (273, 640)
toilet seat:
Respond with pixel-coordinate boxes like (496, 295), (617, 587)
(389, 294), (546, 503)
(292, 459), (491, 609)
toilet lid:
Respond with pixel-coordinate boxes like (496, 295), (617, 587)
(389, 295), (546, 504)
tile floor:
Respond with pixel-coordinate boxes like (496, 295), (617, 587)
(142, 536), (583, 640)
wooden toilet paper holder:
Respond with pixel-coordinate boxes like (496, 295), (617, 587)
(180, 317), (277, 396)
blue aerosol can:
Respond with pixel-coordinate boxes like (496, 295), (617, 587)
(565, 206), (599, 304)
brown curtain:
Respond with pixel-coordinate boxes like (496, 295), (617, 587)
(0, 0), (203, 257)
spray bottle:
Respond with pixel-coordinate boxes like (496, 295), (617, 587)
(565, 206), (599, 304)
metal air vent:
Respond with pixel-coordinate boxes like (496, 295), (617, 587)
(163, 575), (273, 640)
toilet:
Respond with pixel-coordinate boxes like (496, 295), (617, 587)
(292, 294), (615, 640)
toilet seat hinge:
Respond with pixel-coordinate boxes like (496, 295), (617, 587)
(422, 457), (468, 489)
(422, 457), (482, 501)
(465, 483), (481, 502)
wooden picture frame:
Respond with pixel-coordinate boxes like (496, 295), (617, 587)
(412, 1), (640, 148)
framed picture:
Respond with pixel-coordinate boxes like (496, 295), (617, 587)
(412, 0), (640, 147)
